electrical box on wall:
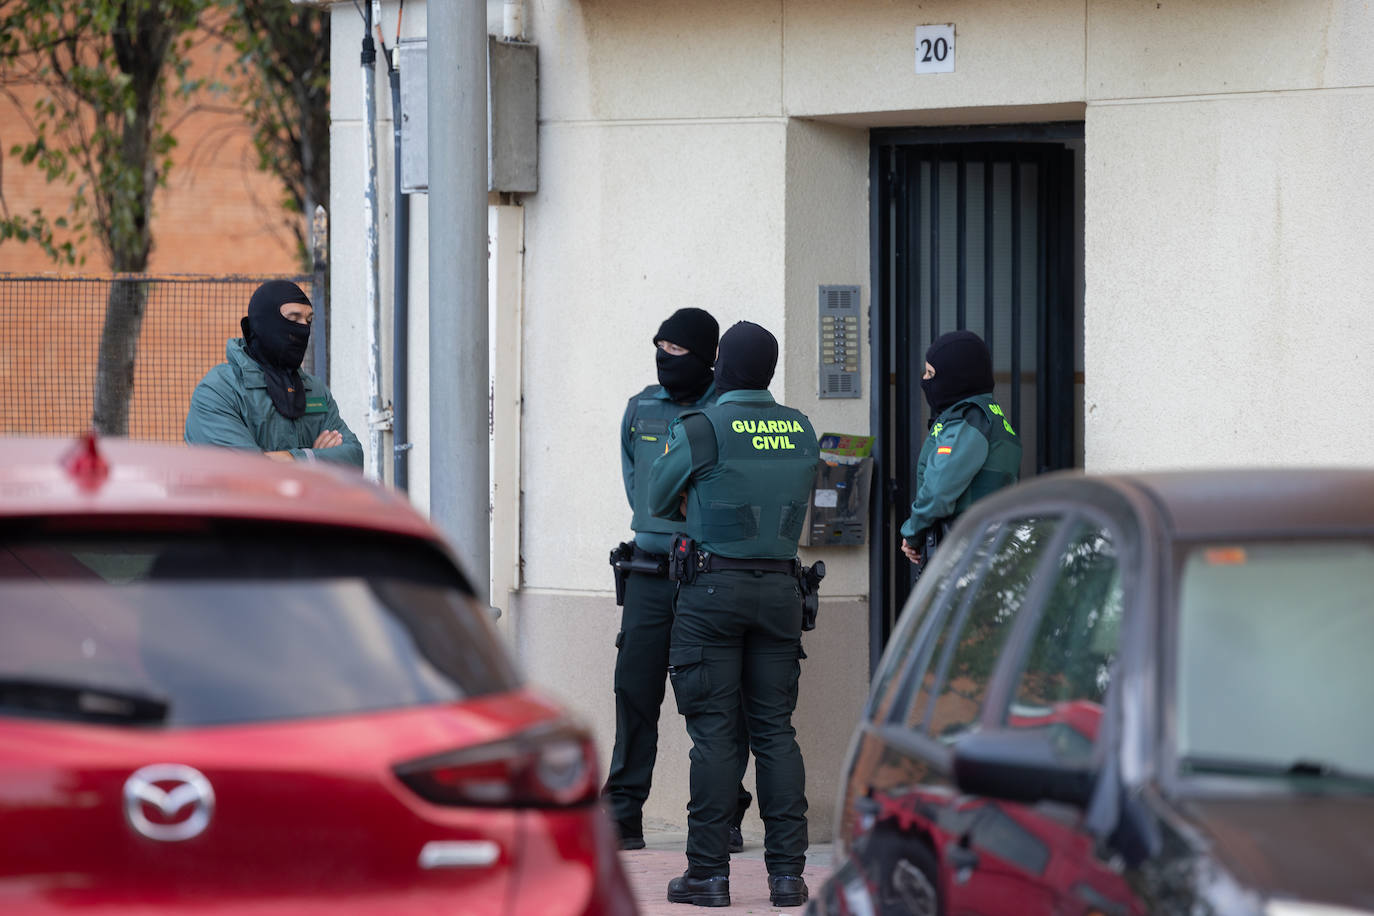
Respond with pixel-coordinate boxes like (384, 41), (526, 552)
(395, 37), (539, 194)
(397, 39), (428, 193)
(487, 36), (538, 193)
(818, 285), (861, 399)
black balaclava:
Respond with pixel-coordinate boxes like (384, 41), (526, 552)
(713, 321), (779, 393)
(921, 329), (995, 419)
(653, 307), (719, 402)
(241, 280), (313, 419)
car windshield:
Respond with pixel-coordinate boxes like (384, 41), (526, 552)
(0, 530), (521, 727)
(1175, 540), (1374, 784)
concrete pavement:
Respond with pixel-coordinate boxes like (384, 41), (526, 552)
(620, 825), (833, 916)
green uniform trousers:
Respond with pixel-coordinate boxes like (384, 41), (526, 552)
(604, 570), (752, 836)
(669, 569), (808, 878)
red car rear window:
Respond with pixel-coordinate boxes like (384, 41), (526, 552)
(0, 528), (521, 727)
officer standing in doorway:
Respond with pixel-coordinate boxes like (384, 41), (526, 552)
(901, 329), (1021, 568)
(605, 308), (753, 853)
(648, 321), (820, 909)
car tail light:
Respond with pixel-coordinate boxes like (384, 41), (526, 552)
(394, 719), (599, 808)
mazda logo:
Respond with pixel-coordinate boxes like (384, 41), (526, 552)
(123, 763), (215, 842)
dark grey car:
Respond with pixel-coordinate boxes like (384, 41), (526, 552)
(810, 470), (1374, 916)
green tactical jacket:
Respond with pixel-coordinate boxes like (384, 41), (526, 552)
(620, 382), (718, 555)
(184, 339), (364, 468)
(900, 393), (1021, 539)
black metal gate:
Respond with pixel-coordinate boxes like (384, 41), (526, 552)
(868, 125), (1083, 666)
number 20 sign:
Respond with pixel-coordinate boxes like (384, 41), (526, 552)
(915, 24), (955, 74)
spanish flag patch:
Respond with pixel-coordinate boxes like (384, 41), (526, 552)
(936, 446), (953, 455)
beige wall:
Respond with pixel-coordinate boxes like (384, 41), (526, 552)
(1084, 90), (1374, 470)
(784, 0), (1086, 118)
(783, 118), (872, 598)
(1082, 0), (1374, 469)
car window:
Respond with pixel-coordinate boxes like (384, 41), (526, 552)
(869, 525), (991, 724)
(965, 805), (1051, 876)
(1004, 521), (1123, 763)
(0, 532), (522, 727)
(1177, 540), (1374, 782)
(917, 516), (1061, 742)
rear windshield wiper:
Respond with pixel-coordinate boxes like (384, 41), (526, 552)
(0, 677), (169, 725)
(1181, 754), (1374, 791)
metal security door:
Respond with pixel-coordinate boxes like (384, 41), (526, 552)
(869, 128), (1082, 665)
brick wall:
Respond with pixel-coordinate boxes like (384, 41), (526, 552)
(0, 32), (302, 276)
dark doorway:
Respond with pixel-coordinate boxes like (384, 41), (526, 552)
(868, 124), (1085, 670)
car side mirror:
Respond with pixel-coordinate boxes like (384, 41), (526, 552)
(952, 729), (1095, 808)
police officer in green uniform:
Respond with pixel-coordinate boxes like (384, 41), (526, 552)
(605, 308), (752, 852)
(901, 329), (1021, 566)
(648, 321), (818, 909)
(185, 280), (362, 467)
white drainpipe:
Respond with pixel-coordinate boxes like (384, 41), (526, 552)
(363, 0), (390, 481)
(503, 0), (525, 40)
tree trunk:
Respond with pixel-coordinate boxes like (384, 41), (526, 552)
(90, 4), (168, 436)
(91, 277), (150, 436)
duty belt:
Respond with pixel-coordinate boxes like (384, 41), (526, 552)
(693, 551), (799, 577)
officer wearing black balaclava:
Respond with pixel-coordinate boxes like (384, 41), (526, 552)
(900, 329), (1021, 565)
(646, 321), (819, 909)
(605, 308), (754, 855)
(185, 280), (362, 467)
(242, 280), (314, 419)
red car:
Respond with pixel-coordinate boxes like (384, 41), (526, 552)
(0, 435), (637, 915)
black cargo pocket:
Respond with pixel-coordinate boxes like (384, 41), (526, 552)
(667, 645), (709, 716)
(615, 631), (626, 649)
(787, 645), (805, 706)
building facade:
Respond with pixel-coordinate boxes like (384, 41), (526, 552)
(327, 0), (1374, 840)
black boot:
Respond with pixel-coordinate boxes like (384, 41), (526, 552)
(727, 823), (744, 854)
(667, 872), (731, 907)
(768, 874), (808, 907)
(615, 821), (645, 851)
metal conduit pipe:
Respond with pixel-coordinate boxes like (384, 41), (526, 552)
(428, 0), (490, 598)
(388, 56), (410, 491)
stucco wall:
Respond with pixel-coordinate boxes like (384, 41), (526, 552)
(520, 119), (788, 592)
(783, 118), (872, 599)
(1084, 90), (1374, 470)
(783, 0), (1086, 118)
(1082, 0), (1374, 469)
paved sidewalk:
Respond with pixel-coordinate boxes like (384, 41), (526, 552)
(620, 828), (833, 916)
